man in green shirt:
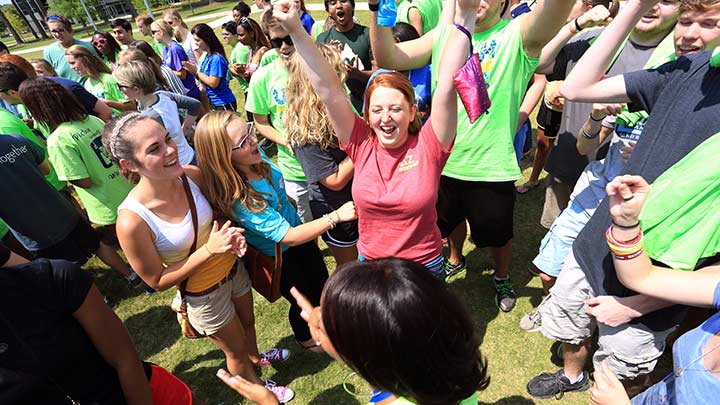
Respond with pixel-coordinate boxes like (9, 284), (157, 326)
(370, 0), (577, 312)
(135, 14), (165, 56)
(246, 14), (311, 222)
(396, 0), (443, 35)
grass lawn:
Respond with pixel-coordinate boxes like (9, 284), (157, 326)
(28, 2), (588, 403)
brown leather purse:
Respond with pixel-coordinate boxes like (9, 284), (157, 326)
(245, 242), (283, 302)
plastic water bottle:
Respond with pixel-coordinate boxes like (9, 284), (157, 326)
(377, 0), (398, 27)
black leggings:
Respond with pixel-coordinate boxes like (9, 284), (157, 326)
(280, 241), (328, 342)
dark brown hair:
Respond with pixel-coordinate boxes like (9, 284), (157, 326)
(19, 77), (87, 132)
(321, 259), (490, 405)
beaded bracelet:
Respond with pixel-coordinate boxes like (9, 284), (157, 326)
(323, 214), (337, 229)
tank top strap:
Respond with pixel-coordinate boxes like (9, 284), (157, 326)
(117, 195), (161, 240)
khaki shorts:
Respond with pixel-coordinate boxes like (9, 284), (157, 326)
(538, 251), (676, 379)
(184, 261), (252, 336)
(540, 176), (573, 229)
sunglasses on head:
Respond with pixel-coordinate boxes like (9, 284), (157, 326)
(270, 35), (293, 48)
(92, 37), (108, 47)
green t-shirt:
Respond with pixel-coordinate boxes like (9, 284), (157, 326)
(260, 49), (279, 67)
(0, 107), (65, 191)
(230, 41), (250, 93)
(431, 21), (539, 182)
(47, 116), (133, 225)
(246, 59), (306, 181)
(83, 73), (128, 115)
(0, 217), (8, 239)
(396, 0), (442, 35)
(151, 39), (165, 56)
(372, 392), (477, 405)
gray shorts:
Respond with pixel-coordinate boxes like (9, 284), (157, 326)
(184, 261), (252, 336)
(538, 250), (676, 379)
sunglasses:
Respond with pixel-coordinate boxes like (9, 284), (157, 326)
(270, 35), (293, 48)
(93, 37), (108, 45)
(117, 83), (132, 90)
(221, 32), (232, 37)
(151, 29), (161, 34)
(232, 122), (257, 151)
(50, 28), (66, 34)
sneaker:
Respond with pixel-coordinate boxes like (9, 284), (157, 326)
(519, 309), (542, 332)
(259, 347), (291, 366)
(443, 255), (467, 279)
(264, 379), (294, 403)
(493, 277), (517, 312)
(526, 369), (589, 399)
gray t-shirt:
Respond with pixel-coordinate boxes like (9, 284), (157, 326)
(293, 143), (353, 210)
(0, 134), (79, 251)
(573, 52), (720, 330)
(544, 30), (658, 184)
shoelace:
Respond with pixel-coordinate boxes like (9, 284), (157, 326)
(262, 348), (283, 361)
(264, 379), (287, 398)
(495, 279), (514, 296)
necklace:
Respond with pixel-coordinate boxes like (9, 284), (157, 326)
(674, 340), (720, 377)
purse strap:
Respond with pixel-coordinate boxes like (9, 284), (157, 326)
(453, 23), (474, 54)
(179, 173), (199, 298)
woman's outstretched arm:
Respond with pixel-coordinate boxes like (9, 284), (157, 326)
(272, 1), (356, 145)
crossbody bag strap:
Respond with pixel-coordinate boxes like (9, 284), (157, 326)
(179, 173), (199, 296)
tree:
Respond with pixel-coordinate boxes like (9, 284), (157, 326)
(0, 5), (25, 44)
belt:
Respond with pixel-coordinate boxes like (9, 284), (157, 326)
(184, 264), (238, 297)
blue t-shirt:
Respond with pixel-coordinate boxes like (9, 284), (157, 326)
(632, 281), (720, 404)
(48, 77), (99, 116)
(199, 53), (236, 107)
(0, 135), (79, 251)
(232, 153), (301, 256)
(162, 41), (201, 99)
(300, 11), (315, 35)
(408, 65), (431, 123)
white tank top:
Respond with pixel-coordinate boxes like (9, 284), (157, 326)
(117, 177), (213, 266)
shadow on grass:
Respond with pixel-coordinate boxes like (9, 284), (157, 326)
(91, 264), (148, 301)
(264, 335), (335, 384)
(309, 383), (362, 405)
(479, 395), (535, 404)
(124, 305), (182, 359)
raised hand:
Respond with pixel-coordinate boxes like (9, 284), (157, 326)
(577, 4), (613, 30)
(271, 0), (303, 34)
(216, 369), (279, 405)
(605, 175), (650, 227)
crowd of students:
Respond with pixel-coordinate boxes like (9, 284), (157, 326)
(1, 0), (719, 403)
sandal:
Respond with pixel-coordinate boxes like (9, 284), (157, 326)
(298, 339), (324, 353)
(516, 181), (540, 194)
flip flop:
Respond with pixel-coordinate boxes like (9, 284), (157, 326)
(516, 181), (540, 194)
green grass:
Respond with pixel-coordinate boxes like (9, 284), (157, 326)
(66, 2), (587, 404)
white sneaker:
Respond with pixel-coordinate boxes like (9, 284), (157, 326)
(519, 309), (542, 332)
(264, 379), (294, 403)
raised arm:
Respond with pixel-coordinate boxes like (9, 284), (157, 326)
(606, 175), (720, 308)
(519, 0), (576, 57)
(272, 1), (356, 145)
(576, 103), (623, 155)
(536, 5), (613, 74)
(560, 0), (657, 102)
(430, 0), (476, 147)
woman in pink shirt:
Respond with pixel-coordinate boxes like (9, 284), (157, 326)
(271, 0), (475, 277)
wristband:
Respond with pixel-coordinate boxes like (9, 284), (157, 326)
(323, 214), (337, 229)
(568, 21), (578, 35)
(590, 113), (605, 122)
(611, 220), (640, 230)
(581, 128), (599, 139)
(368, 2), (379, 11)
(573, 18), (583, 33)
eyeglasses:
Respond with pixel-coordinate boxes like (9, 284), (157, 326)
(270, 35), (293, 48)
(91, 37), (107, 47)
(164, 20), (175, 26)
(232, 122), (256, 151)
(50, 28), (66, 34)
(221, 32), (231, 37)
(150, 30), (160, 34)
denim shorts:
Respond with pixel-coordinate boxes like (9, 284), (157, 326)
(358, 252), (445, 279)
(532, 201), (591, 277)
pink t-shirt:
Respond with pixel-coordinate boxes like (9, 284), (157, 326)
(341, 115), (452, 264)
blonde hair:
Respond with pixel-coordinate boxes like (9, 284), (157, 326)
(113, 60), (157, 94)
(153, 20), (174, 39)
(163, 9), (189, 41)
(284, 43), (347, 149)
(65, 45), (110, 81)
(194, 111), (273, 217)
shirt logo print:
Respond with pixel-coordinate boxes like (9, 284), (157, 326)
(399, 154), (419, 172)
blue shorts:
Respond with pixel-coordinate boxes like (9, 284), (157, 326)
(532, 201), (591, 277)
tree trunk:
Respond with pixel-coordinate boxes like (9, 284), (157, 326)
(0, 9), (24, 44)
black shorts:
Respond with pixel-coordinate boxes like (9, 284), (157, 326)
(436, 176), (515, 248)
(537, 103), (562, 139)
(34, 219), (101, 264)
(309, 200), (359, 248)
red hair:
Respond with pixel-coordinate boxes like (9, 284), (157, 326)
(363, 72), (421, 135)
(0, 54), (36, 78)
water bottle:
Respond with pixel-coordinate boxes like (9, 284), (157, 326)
(377, 0), (398, 27)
